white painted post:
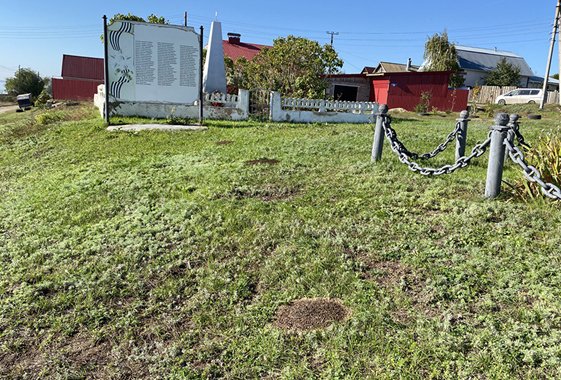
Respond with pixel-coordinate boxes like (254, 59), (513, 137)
(270, 91), (282, 122)
(238, 89), (250, 120)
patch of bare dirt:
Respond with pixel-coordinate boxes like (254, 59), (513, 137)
(0, 333), (113, 379)
(272, 298), (351, 331)
(360, 258), (442, 323)
(226, 184), (300, 203)
(215, 140), (234, 145)
(0, 105), (19, 115)
(244, 158), (279, 166)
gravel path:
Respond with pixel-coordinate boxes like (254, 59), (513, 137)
(0, 105), (19, 114)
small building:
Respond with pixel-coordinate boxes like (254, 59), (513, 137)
(368, 71), (469, 112)
(528, 76), (559, 91)
(325, 60), (420, 103)
(454, 46), (534, 88)
(52, 55), (104, 101)
(326, 73), (371, 102)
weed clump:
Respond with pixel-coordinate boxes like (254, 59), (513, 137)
(507, 128), (561, 203)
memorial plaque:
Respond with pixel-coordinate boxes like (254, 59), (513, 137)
(107, 20), (200, 104)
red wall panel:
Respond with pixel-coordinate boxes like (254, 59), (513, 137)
(61, 55), (104, 81)
(370, 72), (468, 112)
(52, 78), (103, 101)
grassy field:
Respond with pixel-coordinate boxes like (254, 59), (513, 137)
(0, 103), (560, 379)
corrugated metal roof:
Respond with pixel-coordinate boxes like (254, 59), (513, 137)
(362, 66), (376, 74)
(222, 40), (270, 62)
(61, 55), (104, 81)
(376, 62), (419, 73)
(455, 46), (534, 77)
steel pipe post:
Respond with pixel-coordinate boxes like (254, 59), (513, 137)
(371, 104), (389, 163)
(485, 113), (510, 198)
(455, 110), (470, 161)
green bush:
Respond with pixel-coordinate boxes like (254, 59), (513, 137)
(34, 89), (52, 107)
(35, 111), (65, 125)
(414, 91), (432, 113)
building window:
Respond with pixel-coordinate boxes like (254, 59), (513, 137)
(333, 85), (358, 101)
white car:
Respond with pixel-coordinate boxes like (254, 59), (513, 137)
(495, 89), (542, 105)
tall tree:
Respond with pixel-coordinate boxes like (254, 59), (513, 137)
(241, 36), (343, 99)
(101, 14), (168, 42)
(4, 68), (45, 97)
(485, 57), (521, 87)
(423, 30), (464, 88)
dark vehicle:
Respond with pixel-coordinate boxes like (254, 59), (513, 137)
(16, 93), (32, 111)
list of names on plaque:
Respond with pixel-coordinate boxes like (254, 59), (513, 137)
(157, 42), (177, 87)
(135, 40), (155, 85)
(180, 45), (198, 88)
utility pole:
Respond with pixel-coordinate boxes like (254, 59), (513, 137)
(17, 65), (20, 94)
(540, 0), (560, 109)
(326, 31), (339, 47)
(184, 12), (187, 27)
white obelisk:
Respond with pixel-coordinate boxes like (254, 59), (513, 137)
(202, 16), (227, 94)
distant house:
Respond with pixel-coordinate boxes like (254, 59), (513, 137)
(453, 46), (535, 88)
(528, 75), (559, 91)
(326, 60), (420, 102)
(362, 60), (420, 74)
(222, 33), (271, 62)
(52, 55), (104, 101)
(367, 70), (469, 112)
(326, 73), (371, 102)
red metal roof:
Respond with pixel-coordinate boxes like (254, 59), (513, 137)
(61, 55), (104, 81)
(222, 40), (270, 62)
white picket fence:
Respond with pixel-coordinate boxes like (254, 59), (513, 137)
(204, 92), (239, 105)
(281, 97), (378, 114)
(271, 92), (379, 123)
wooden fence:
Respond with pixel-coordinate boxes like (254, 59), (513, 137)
(468, 86), (559, 104)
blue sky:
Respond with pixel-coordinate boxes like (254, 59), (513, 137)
(1, 0), (559, 92)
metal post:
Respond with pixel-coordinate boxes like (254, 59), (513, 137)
(485, 113), (510, 198)
(103, 15), (110, 124)
(455, 110), (469, 161)
(199, 26), (204, 125)
(371, 104), (388, 163)
(540, 0), (560, 109)
(505, 114), (519, 161)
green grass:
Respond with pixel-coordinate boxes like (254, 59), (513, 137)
(0, 104), (560, 379)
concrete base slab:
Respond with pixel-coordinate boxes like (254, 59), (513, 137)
(107, 124), (208, 132)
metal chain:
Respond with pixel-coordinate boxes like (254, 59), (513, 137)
(382, 115), (491, 176)
(383, 115), (461, 160)
(509, 119), (530, 149)
(504, 131), (561, 200)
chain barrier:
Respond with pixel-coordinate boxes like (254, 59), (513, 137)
(504, 131), (561, 200)
(382, 115), (492, 176)
(383, 115), (461, 160)
(509, 119), (530, 150)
